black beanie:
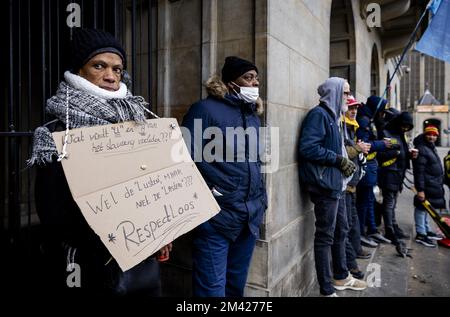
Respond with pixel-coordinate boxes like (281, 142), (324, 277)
(221, 56), (258, 83)
(71, 28), (127, 72)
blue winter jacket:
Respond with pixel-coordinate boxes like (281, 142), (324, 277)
(356, 96), (388, 186)
(182, 77), (267, 241)
(298, 103), (344, 198)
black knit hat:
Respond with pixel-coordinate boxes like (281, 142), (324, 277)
(71, 28), (127, 72)
(221, 56), (258, 83)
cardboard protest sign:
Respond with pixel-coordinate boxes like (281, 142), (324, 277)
(52, 118), (220, 271)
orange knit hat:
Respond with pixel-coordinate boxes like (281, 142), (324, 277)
(424, 125), (439, 136)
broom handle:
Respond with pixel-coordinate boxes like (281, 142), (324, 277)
(403, 181), (450, 238)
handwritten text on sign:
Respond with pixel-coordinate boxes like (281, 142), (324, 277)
(53, 119), (220, 271)
(81, 163), (216, 266)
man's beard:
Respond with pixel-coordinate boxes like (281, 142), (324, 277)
(341, 103), (348, 113)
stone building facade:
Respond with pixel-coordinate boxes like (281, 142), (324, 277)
(400, 51), (450, 147)
(401, 51), (450, 112)
(1, 0), (428, 296)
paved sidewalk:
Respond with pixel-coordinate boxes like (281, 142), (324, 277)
(349, 181), (450, 297)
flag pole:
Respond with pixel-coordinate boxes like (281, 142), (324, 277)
(375, 0), (433, 112)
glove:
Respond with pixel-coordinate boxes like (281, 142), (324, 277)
(354, 143), (363, 153)
(335, 155), (356, 177)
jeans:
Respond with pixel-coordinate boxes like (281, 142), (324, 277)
(310, 192), (349, 295)
(414, 207), (431, 235)
(381, 189), (399, 232)
(345, 192), (361, 270)
(192, 221), (256, 297)
(356, 185), (377, 234)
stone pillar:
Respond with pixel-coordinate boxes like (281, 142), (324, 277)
(244, 0), (333, 297)
(201, 0), (218, 96)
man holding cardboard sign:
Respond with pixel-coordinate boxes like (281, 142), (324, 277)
(29, 29), (176, 295)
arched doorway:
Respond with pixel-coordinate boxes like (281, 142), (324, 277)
(423, 118), (442, 146)
(370, 45), (380, 96)
(330, 0), (356, 91)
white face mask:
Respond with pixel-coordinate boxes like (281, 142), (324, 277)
(232, 82), (259, 104)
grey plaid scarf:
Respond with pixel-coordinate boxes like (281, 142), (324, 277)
(29, 81), (149, 166)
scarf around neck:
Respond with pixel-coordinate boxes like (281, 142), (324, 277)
(28, 72), (150, 166)
(343, 116), (359, 132)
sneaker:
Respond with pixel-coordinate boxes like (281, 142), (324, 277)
(385, 227), (404, 246)
(321, 292), (339, 297)
(427, 231), (444, 241)
(350, 268), (365, 280)
(333, 273), (367, 291)
(415, 234), (436, 247)
(360, 236), (378, 248)
(368, 232), (392, 244)
(356, 249), (372, 259)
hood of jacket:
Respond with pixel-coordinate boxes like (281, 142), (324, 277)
(317, 77), (346, 122)
(358, 95), (387, 119)
(385, 111), (413, 133)
(205, 76), (264, 115)
(414, 133), (436, 149)
(414, 133), (426, 147)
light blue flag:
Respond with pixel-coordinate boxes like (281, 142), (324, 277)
(416, 0), (450, 64)
(429, 0), (442, 15)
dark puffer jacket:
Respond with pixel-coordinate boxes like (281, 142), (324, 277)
(355, 96), (389, 187)
(412, 134), (446, 209)
(377, 111), (413, 192)
(182, 77), (267, 241)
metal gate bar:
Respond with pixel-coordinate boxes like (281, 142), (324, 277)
(3, 0), (156, 248)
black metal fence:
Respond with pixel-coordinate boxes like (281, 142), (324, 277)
(1, 0), (156, 288)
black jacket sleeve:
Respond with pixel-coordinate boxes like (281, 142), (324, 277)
(413, 152), (427, 192)
(377, 149), (400, 164)
(35, 160), (101, 251)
